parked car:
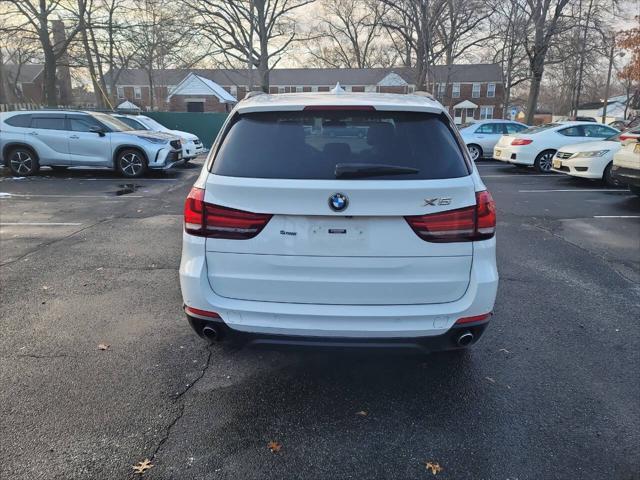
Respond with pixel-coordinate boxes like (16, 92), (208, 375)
(609, 117), (640, 130)
(493, 121), (620, 172)
(459, 119), (528, 161)
(550, 127), (640, 186)
(179, 92), (498, 352)
(112, 114), (205, 161)
(0, 110), (182, 178)
(611, 137), (640, 196)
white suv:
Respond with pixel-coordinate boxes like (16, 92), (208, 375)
(179, 92), (498, 352)
(0, 110), (182, 177)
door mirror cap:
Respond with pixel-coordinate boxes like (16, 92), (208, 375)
(90, 125), (106, 137)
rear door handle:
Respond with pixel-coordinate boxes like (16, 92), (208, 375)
(69, 135), (80, 139)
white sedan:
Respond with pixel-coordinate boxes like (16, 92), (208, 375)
(459, 120), (528, 161)
(551, 127), (640, 186)
(113, 114), (206, 161)
(493, 122), (620, 172)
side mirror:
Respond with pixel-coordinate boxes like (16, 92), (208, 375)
(90, 125), (106, 137)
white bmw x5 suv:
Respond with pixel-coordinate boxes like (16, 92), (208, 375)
(179, 92), (498, 352)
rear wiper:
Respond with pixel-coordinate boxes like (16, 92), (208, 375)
(335, 163), (419, 179)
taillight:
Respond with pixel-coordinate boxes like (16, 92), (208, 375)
(184, 186), (272, 239)
(185, 306), (221, 318)
(405, 191), (496, 243)
(511, 138), (533, 146)
(456, 312), (492, 324)
(619, 134), (635, 141)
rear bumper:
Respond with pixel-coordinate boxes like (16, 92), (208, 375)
(186, 313), (490, 352)
(493, 146), (535, 165)
(612, 165), (640, 187)
(179, 233), (499, 339)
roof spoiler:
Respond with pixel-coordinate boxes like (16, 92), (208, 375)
(413, 90), (436, 101)
(243, 90), (267, 100)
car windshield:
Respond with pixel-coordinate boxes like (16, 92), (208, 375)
(520, 123), (560, 135)
(140, 116), (169, 131)
(211, 111), (470, 180)
(91, 112), (133, 131)
(116, 116), (147, 130)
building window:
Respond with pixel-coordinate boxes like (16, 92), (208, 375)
(278, 86), (285, 93)
(480, 106), (494, 120)
(487, 83), (496, 98)
(134, 87), (141, 99)
(452, 83), (460, 98)
(466, 108), (475, 120)
(472, 83), (481, 98)
(437, 83), (446, 98)
(117, 86), (124, 99)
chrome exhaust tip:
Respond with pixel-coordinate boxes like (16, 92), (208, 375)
(457, 331), (474, 347)
(202, 326), (219, 342)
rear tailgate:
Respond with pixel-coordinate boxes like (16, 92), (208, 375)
(204, 176), (475, 305)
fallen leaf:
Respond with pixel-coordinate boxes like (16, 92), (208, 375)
(425, 461), (443, 475)
(355, 410), (368, 416)
(499, 348), (510, 354)
(267, 440), (282, 453)
(132, 459), (153, 474)
(485, 376), (496, 383)
(97, 343), (110, 351)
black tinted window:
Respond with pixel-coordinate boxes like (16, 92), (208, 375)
(212, 111), (469, 180)
(31, 116), (65, 130)
(69, 115), (103, 132)
(5, 114), (32, 127)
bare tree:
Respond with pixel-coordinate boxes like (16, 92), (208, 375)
(522, 0), (572, 124)
(306, 0), (391, 68)
(185, 0), (314, 92)
(3, 0), (86, 106)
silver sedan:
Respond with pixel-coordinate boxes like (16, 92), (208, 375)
(459, 120), (528, 161)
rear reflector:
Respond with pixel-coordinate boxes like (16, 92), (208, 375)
(456, 312), (492, 324)
(302, 105), (376, 111)
(405, 190), (496, 242)
(511, 138), (533, 146)
(185, 306), (221, 318)
(184, 186), (272, 239)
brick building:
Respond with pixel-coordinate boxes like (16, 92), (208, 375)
(2, 63), (73, 105)
(106, 64), (504, 121)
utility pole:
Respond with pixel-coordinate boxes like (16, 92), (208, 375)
(601, 36), (615, 124)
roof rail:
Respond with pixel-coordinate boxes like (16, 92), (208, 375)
(243, 90), (267, 100)
(413, 90), (436, 101)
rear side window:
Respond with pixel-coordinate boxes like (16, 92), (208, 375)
(475, 123), (500, 134)
(559, 126), (585, 137)
(5, 114), (32, 127)
(211, 111), (469, 180)
(505, 123), (527, 134)
(31, 115), (65, 130)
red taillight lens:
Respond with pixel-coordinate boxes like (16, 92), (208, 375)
(184, 186), (272, 239)
(456, 312), (492, 324)
(619, 134), (634, 141)
(405, 191), (496, 243)
(185, 306), (221, 318)
(511, 138), (533, 146)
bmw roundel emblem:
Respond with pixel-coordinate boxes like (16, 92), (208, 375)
(329, 193), (348, 212)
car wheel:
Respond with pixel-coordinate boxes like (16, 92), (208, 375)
(183, 157), (190, 164)
(116, 149), (147, 178)
(629, 185), (640, 197)
(603, 162), (623, 187)
(8, 147), (40, 176)
(467, 144), (482, 161)
(534, 150), (556, 173)
(50, 166), (69, 172)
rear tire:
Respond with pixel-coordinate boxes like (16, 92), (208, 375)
(8, 147), (39, 176)
(603, 162), (623, 187)
(534, 150), (556, 173)
(116, 149), (147, 178)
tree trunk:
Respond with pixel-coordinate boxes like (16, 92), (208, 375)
(42, 44), (58, 107)
(0, 48), (7, 104)
(525, 69), (543, 125)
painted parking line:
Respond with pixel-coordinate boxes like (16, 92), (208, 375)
(518, 189), (624, 193)
(0, 193), (144, 198)
(0, 222), (83, 226)
(593, 215), (640, 219)
(482, 174), (551, 177)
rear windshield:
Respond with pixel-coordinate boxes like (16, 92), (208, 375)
(211, 111), (470, 180)
(521, 123), (560, 134)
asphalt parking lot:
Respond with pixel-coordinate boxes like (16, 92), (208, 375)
(1, 159), (638, 479)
